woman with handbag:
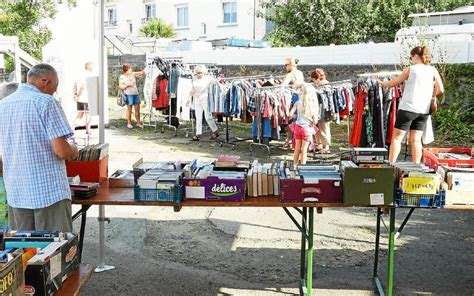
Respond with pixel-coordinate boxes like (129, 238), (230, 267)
(379, 46), (444, 164)
(119, 63), (144, 129)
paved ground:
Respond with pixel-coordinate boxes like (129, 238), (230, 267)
(74, 106), (473, 296)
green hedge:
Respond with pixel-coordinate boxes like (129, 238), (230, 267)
(433, 63), (474, 145)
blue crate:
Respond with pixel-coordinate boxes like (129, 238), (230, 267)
(134, 185), (183, 204)
(395, 189), (445, 208)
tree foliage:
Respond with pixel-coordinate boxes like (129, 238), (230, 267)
(259, 0), (473, 46)
(140, 18), (177, 39)
(0, 0), (75, 61)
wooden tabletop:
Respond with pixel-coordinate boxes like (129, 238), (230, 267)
(56, 264), (94, 296)
(71, 183), (473, 210)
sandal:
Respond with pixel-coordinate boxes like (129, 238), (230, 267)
(136, 123), (143, 129)
(192, 135), (200, 141)
(127, 124), (133, 129)
(210, 131), (219, 140)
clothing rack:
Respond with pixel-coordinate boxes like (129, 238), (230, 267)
(221, 74), (285, 81)
(217, 75), (285, 152)
(250, 83), (294, 155)
(352, 72), (403, 154)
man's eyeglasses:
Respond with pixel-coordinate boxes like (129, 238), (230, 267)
(196, 72), (204, 74)
(284, 64), (290, 66)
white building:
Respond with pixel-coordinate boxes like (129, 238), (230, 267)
(103, 0), (268, 41)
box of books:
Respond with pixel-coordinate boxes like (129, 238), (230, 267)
(280, 162), (342, 203)
(66, 156), (108, 184)
(135, 169), (184, 203)
(184, 160), (247, 201)
(341, 161), (395, 206)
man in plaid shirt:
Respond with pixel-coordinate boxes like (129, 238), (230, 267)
(0, 64), (78, 231)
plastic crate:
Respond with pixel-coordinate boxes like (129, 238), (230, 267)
(422, 148), (473, 170)
(394, 189), (445, 208)
(134, 185), (183, 204)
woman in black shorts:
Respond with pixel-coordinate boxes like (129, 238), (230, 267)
(380, 46), (443, 163)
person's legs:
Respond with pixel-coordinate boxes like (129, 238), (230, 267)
(8, 206), (35, 230)
(293, 139), (302, 164)
(203, 104), (218, 133)
(134, 104), (142, 127)
(34, 199), (72, 232)
(319, 121), (331, 151)
(410, 130), (424, 164)
(194, 103), (204, 136)
(388, 128), (407, 162)
(126, 105), (133, 128)
(300, 140), (310, 164)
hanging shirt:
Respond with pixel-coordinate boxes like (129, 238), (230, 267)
(399, 64), (441, 114)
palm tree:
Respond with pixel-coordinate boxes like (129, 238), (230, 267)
(140, 18), (177, 38)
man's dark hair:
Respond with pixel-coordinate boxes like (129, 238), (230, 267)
(27, 63), (57, 79)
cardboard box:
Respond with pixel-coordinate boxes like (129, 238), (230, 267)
(342, 166), (395, 206)
(66, 155), (108, 184)
(109, 170), (135, 188)
(0, 250), (24, 296)
(25, 242), (65, 296)
(61, 233), (80, 282)
(280, 177), (342, 203)
(184, 176), (246, 201)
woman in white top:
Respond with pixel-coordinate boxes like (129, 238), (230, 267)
(380, 46), (444, 163)
(282, 57), (305, 149)
(119, 63), (144, 129)
(187, 65), (218, 141)
(72, 62), (93, 133)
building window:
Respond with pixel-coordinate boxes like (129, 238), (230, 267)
(145, 4), (156, 19)
(129, 23), (133, 34)
(177, 6), (189, 28)
(222, 2), (237, 24)
(202, 23), (207, 36)
(143, 3), (156, 23)
(105, 7), (117, 26)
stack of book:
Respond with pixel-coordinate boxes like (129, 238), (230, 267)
(137, 170), (182, 190)
(246, 160), (280, 197)
(69, 182), (100, 199)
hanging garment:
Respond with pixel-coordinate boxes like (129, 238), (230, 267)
(177, 77), (192, 121)
(143, 64), (161, 106)
(153, 77), (169, 110)
(167, 66), (181, 98)
(349, 86), (366, 147)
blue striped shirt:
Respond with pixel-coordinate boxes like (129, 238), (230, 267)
(0, 83), (73, 209)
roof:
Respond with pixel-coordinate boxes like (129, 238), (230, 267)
(408, 5), (474, 18)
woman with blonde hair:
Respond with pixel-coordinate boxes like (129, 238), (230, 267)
(380, 46), (443, 163)
(187, 65), (219, 141)
(289, 84), (319, 164)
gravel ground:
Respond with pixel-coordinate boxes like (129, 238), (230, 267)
(75, 103), (473, 296)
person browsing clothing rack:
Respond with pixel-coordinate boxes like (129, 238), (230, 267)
(311, 68), (331, 154)
(119, 63), (144, 129)
(282, 57), (305, 149)
(289, 84), (320, 164)
(186, 65), (219, 141)
(379, 46), (444, 164)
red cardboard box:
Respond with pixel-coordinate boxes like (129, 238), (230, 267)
(66, 155), (108, 184)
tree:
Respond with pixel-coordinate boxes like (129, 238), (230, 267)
(0, 1), (76, 61)
(140, 18), (177, 38)
(259, 0), (473, 47)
